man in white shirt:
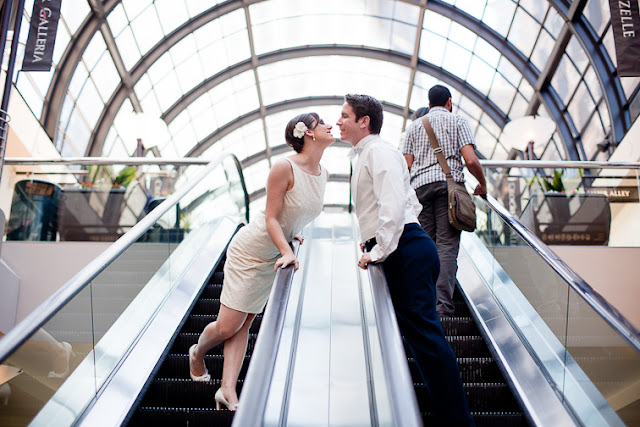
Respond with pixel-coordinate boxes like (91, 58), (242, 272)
(337, 94), (473, 426)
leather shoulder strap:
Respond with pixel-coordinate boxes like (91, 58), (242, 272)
(421, 116), (452, 177)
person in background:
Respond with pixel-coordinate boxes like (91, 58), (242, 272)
(398, 107), (429, 150)
(402, 85), (487, 317)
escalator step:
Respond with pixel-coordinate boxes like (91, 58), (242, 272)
(404, 336), (491, 358)
(408, 357), (504, 383)
(182, 314), (262, 334)
(154, 354), (250, 380)
(422, 411), (528, 427)
(200, 284), (223, 299)
(210, 272), (224, 285)
(439, 316), (480, 336)
(170, 333), (257, 356)
(129, 407), (234, 427)
(137, 379), (244, 408)
(414, 383), (522, 412)
(193, 299), (221, 315)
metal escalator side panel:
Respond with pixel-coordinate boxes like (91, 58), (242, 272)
(51, 218), (239, 427)
(459, 231), (624, 426)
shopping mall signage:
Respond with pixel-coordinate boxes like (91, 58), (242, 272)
(22, 0), (62, 72)
(609, 0), (640, 76)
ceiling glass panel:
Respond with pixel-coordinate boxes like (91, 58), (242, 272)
(581, 114), (606, 160)
(449, 0), (486, 19)
(543, 6), (564, 39)
(518, 0), (548, 23)
(419, 31), (446, 67)
(465, 56), (496, 95)
(442, 41), (473, 79)
(551, 54), (581, 105)
(75, 80), (103, 129)
(155, 0), (190, 35)
(114, 25), (141, 70)
(530, 28), (555, 71)
(488, 73), (517, 113)
(584, 0), (611, 37)
(108, 5), (129, 36)
(565, 37), (590, 75)
(59, 0), (90, 35)
(568, 82), (596, 132)
(507, 7), (540, 57)
(92, 56), (121, 101)
(259, 57), (410, 108)
(129, 5), (165, 55)
(482, 0), (517, 38)
(9, 0), (640, 207)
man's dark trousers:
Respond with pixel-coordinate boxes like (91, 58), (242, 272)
(415, 181), (462, 316)
(367, 223), (473, 426)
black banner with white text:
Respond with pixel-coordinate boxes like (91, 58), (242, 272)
(608, 0), (640, 76)
(22, 0), (62, 72)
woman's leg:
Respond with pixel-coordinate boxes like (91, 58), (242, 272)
(220, 313), (257, 405)
(190, 304), (249, 377)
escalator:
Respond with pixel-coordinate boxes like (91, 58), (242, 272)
(414, 288), (528, 426)
(127, 248), (528, 426)
(127, 258), (248, 426)
(2, 155), (638, 426)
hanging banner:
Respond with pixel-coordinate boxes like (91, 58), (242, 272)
(22, 0), (62, 72)
(608, 0), (640, 76)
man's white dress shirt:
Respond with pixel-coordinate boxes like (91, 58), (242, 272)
(348, 134), (422, 263)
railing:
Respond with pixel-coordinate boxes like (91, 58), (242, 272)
(231, 240), (300, 426)
(0, 152), (249, 427)
(366, 264), (423, 427)
(463, 161), (640, 425)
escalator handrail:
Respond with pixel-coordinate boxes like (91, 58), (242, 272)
(477, 159), (640, 169)
(475, 184), (640, 353)
(367, 264), (423, 427)
(0, 152), (249, 364)
(231, 240), (301, 427)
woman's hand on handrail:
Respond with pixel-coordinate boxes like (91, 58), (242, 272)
(275, 253), (299, 271)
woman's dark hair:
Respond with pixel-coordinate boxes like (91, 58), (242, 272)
(428, 85), (452, 107)
(284, 112), (320, 153)
(344, 94), (383, 134)
(411, 106), (429, 121)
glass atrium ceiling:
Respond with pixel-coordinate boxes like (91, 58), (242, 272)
(13, 0), (640, 212)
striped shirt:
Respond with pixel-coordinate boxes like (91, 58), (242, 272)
(402, 106), (476, 189)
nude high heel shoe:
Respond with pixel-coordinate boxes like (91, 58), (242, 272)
(214, 388), (238, 411)
(188, 344), (211, 382)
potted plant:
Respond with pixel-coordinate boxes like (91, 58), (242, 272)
(520, 169), (611, 245)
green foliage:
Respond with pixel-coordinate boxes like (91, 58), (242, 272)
(113, 166), (137, 188)
(541, 169), (565, 193)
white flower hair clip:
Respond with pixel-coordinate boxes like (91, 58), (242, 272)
(293, 121), (308, 139)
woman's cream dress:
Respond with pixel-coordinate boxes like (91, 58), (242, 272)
(220, 157), (327, 313)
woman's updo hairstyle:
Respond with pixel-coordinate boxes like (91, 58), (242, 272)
(284, 112), (319, 153)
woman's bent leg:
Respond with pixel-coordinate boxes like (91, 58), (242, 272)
(221, 313), (257, 405)
(190, 304), (249, 378)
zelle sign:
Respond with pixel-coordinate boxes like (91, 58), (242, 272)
(608, 0), (640, 76)
(22, 0), (62, 72)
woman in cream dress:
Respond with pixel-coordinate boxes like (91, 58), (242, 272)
(189, 112), (334, 410)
